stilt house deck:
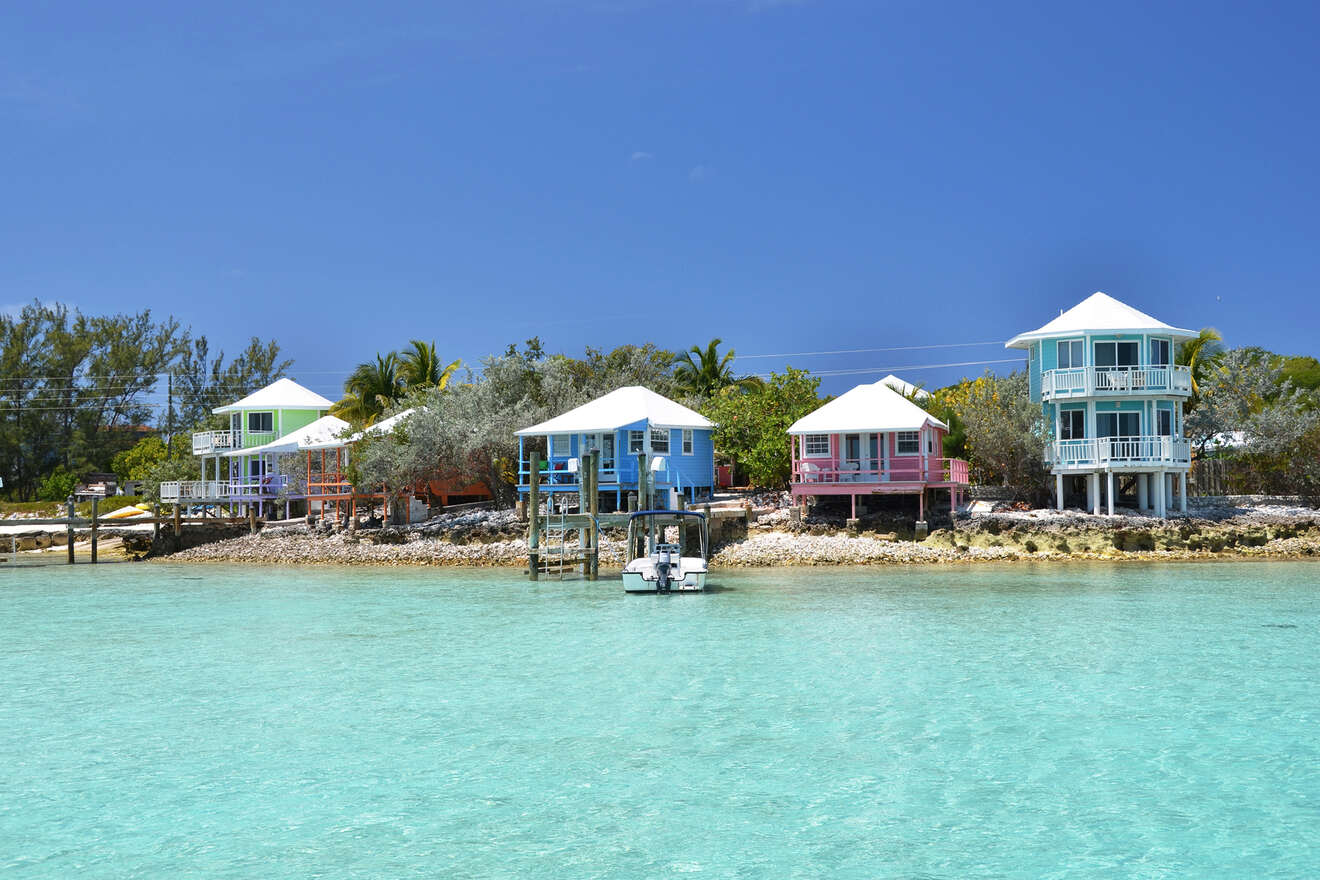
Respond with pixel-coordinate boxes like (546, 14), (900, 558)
(516, 386), (716, 510)
(1008, 291), (1197, 517)
(788, 379), (970, 521)
(159, 378), (334, 514)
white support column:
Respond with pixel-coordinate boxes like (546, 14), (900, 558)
(1179, 471), (1188, 514)
(1137, 472), (1148, 511)
(1166, 473), (1175, 517)
(1056, 474), (1065, 511)
(1107, 470), (1115, 516)
(1155, 470), (1166, 518)
(1089, 472), (1101, 515)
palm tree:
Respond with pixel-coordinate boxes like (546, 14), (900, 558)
(675, 338), (738, 398)
(332, 352), (403, 426)
(398, 339), (461, 392)
(1177, 327), (1224, 397)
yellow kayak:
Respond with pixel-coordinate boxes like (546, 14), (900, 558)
(104, 506), (151, 520)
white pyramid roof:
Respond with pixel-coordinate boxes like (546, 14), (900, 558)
(300, 408), (421, 450)
(788, 380), (947, 435)
(1006, 291), (1196, 349)
(228, 415), (350, 456)
(351, 408), (417, 443)
(516, 386), (713, 436)
(879, 374), (929, 399)
(213, 377), (334, 414)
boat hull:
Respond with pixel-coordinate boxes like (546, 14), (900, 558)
(622, 569), (707, 593)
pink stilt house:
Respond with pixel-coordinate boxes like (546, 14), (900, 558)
(788, 379), (970, 523)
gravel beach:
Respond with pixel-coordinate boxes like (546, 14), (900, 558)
(161, 503), (1320, 567)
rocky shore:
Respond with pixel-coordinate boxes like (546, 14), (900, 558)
(162, 503), (1320, 567)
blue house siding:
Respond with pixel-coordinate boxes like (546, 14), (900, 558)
(518, 420), (715, 509)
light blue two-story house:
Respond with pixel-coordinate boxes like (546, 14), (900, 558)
(1007, 292), (1196, 516)
(516, 386), (716, 511)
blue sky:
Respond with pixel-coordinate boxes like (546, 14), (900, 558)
(4, 0), (1319, 399)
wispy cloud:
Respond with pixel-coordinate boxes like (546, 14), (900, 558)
(689, 164), (713, 182)
(630, 151), (654, 162)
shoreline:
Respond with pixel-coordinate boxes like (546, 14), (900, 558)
(149, 509), (1320, 568)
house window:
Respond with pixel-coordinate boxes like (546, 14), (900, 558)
(1097, 412), (1141, 438)
(682, 429), (694, 455)
(1060, 409), (1085, 440)
(650, 426), (670, 454)
(896, 431), (920, 455)
(1094, 341), (1139, 369)
(804, 434), (830, 457)
(1157, 409), (1172, 436)
(248, 412), (273, 433)
(551, 435), (570, 458)
(1057, 340), (1084, 369)
(628, 430), (644, 453)
(1150, 338), (1171, 367)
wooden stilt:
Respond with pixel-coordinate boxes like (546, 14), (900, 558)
(66, 498), (75, 565)
(90, 497), (99, 564)
(528, 451), (541, 581)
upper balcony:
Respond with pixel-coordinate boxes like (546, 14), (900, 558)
(1041, 365), (1192, 401)
(192, 430), (239, 455)
(191, 429), (280, 454)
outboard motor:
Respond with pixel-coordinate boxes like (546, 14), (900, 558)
(655, 547), (672, 593)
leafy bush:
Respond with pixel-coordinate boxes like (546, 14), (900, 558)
(36, 466), (78, 501)
(702, 368), (822, 489)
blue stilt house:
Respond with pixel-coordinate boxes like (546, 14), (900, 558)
(516, 386), (716, 510)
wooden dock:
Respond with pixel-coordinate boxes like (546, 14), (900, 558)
(6, 498), (258, 564)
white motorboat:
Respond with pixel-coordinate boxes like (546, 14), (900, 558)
(622, 510), (709, 593)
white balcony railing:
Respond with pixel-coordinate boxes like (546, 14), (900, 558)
(1047, 436), (1191, 469)
(1042, 365), (1192, 400)
(192, 430), (239, 455)
(158, 480), (227, 501)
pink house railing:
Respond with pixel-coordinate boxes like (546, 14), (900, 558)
(792, 457), (970, 486)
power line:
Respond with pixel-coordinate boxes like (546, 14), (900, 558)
(751, 357), (1023, 379)
(734, 340), (1007, 360)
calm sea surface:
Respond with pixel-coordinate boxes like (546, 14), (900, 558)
(2, 562), (1318, 878)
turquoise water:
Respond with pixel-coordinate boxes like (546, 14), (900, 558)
(2, 563), (1318, 878)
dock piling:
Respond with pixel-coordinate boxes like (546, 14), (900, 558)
(66, 497), (75, 565)
(90, 497), (99, 563)
(587, 451), (600, 581)
(528, 451), (541, 581)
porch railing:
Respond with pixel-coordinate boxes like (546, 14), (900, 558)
(191, 430), (239, 455)
(792, 457), (971, 485)
(159, 480), (227, 501)
(1047, 436), (1191, 468)
(518, 457), (622, 488)
(1041, 365), (1192, 399)
(158, 476), (295, 502)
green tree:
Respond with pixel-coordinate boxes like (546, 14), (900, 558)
(1177, 327), (1224, 401)
(333, 353), (404, 426)
(675, 338), (738, 398)
(36, 465), (78, 501)
(398, 340), (461, 392)
(111, 435), (188, 482)
(937, 371), (1049, 500)
(702, 368), (822, 488)
(172, 335), (293, 434)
